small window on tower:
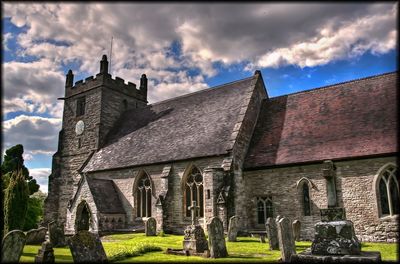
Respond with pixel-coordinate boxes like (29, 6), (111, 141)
(76, 97), (86, 116)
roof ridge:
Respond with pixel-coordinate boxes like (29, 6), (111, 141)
(270, 71), (397, 99)
(149, 75), (256, 107)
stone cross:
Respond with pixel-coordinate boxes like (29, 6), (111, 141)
(322, 160), (337, 208)
(188, 201), (200, 225)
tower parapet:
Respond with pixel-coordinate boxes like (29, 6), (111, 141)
(64, 55), (147, 103)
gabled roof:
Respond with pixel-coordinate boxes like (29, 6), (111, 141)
(86, 178), (125, 214)
(244, 72), (398, 168)
(83, 75), (259, 172)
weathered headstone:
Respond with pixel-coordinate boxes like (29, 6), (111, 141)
(311, 220), (361, 255)
(48, 221), (66, 247)
(277, 217), (296, 262)
(35, 241), (55, 263)
(1, 230), (26, 263)
(145, 217), (157, 236)
(68, 230), (107, 263)
(266, 217), (279, 250)
(292, 220), (301, 242)
(207, 217), (228, 258)
(183, 201), (209, 254)
(227, 216), (238, 242)
(26, 227), (48, 245)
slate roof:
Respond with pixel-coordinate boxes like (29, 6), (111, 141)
(244, 72), (398, 169)
(86, 178), (125, 214)
(83, 75), (258, 172)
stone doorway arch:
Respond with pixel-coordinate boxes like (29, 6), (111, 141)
(75, 200), (91, 232)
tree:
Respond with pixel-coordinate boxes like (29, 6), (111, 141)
(1, 144), (39, 195)
(3, 169), (29, 234)
(23, 191), (47, 231)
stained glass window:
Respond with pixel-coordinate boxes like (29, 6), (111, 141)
(185, 167), (204, 217)
(137, 173), (152, 217)
(377, 165), (398, 217)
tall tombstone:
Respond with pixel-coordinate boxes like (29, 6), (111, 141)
(1, 230), (26, 263)
(145, 217), (157, 236)
(227, 216), (238, 242)
(266, 217), (279, 250)
(48, 221), (66, 247)
(277, 217), (296, 262)
(207, 217), (228, 258)
(26, 227), (48, 245)
(292, 220), (301, 242)
(68, 230), (107, 263)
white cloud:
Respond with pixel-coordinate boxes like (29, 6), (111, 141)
(3, 3), (396, 109)
(29, 168), (51, 193)
(254, 3), (397, 68)
(3, 115), (62, 156)
(3, 59), (65, 116)
(2, 32), (13, 51)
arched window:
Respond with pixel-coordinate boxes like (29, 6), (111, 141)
(136, 173), (152, 217)
(256, 197), (273, 224)
(185, 167), (204, 217)
(376, 164), (399, 217)
(302, 183), (311, 216)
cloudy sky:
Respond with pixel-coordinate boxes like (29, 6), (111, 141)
(2, 3), (397, 193)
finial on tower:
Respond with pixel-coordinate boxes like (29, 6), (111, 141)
(100, 54), (109, 74)
(140, 73), (148, 98)
(65, 69), (74, 88)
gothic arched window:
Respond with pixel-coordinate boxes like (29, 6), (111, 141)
(136, 173), (152, 217)
(302, 183), (311, 216)
(185, 167), (204, 217)
(257, 197), (273, 224)
(376, 164), (399, 217)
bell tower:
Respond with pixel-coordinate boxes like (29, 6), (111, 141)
(44, 55), (148, 225)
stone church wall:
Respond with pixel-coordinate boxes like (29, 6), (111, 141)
(87, 156), (226, 234)
(243, 156), (398, 242)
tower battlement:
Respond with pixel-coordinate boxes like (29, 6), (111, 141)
(64, 55), (147, 102)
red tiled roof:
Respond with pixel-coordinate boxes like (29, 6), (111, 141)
(244, 72), (398, 169)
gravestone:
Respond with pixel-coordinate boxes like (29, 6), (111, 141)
(277, 217), (296, 262)
(35, 241), (55, 263)
(266, 217), (279, 250)
(1, 230), (26, 263)
(227, 216), (238, 242)
(183, 201), (209, 254)
(145, 217), (157, 236)
(207, 217), (228, 258)
(311, 220), (361, 255)
(48, 221), (66, 247)
(26, 227), (48, 245)
(68, 230), (107, 263)
(292, 220), (301, 242)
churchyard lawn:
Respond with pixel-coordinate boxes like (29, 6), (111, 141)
(20, 233), (398, 263)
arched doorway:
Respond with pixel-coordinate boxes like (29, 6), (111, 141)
(75, 201), (91, 232)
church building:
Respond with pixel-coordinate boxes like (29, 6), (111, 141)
(44, 55), (398, 242)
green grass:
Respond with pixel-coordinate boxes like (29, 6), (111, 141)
(20, 233), (399, 263)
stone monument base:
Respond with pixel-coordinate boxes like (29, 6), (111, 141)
(183, 225), (208, 254)
(312, 220), (361, 255)
(292, 248), (382, 263)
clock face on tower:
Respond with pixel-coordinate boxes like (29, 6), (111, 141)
(75, 120), (85, 135)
